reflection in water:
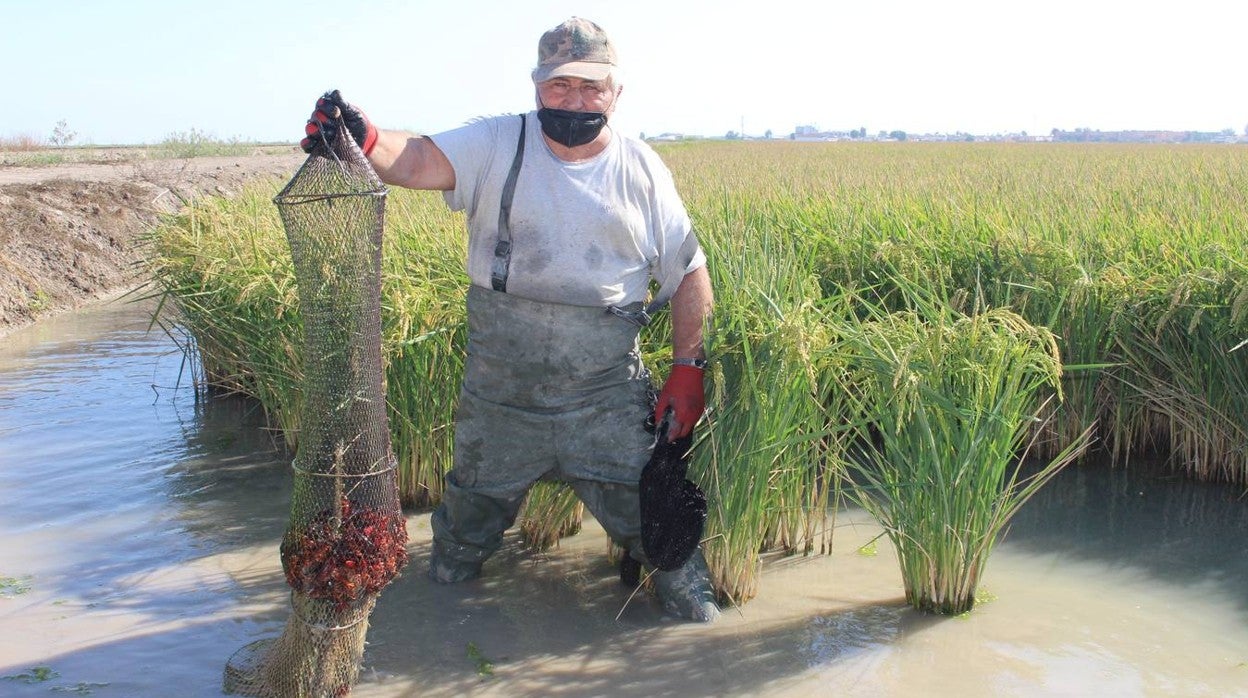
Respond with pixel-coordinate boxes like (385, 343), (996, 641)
(1007, 457), (1248, 612)
(0, 299), (292, 694)
(2, 298), (1248, 697)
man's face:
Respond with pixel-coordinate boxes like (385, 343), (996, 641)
(537, 77), (619, 115)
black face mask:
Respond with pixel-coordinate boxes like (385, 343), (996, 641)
(537, 107), (607, 148)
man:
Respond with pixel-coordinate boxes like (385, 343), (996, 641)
(301, 17), (718, 622)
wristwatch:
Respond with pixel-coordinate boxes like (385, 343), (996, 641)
(672, 357), (709, 370)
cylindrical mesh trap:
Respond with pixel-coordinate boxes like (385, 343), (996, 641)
(224, 127), (406, 696)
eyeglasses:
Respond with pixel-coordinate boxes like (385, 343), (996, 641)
(539, 79), (613, 106)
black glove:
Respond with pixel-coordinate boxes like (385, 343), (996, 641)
(300, 89), (378, 155)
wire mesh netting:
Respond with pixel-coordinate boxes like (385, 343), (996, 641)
(223, 127), (407, 696)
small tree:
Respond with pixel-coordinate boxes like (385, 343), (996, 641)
(49, 120), (77, 147)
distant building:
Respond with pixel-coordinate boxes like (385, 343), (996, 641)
(1050, 128), (1236, 143)
(790, 125), (853, 141)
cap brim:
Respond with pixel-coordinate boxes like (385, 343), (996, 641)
(533, 61), (614, 83)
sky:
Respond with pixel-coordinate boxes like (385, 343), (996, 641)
(5, 0), (1246, 145)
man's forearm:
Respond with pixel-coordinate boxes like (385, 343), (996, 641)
(669, 265), (713, 359)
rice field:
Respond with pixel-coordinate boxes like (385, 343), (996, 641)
(144, 141), (1248, 610)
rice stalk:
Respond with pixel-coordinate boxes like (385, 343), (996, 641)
(517, 482), (584, 552)
(836, 291), (1091, 614)
(690, 192), (850, 604)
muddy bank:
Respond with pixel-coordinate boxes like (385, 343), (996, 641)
(0, 151), (306, 337)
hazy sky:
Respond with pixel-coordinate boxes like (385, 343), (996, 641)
(6, 0), (1246, 145)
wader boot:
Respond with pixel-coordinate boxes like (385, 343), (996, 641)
(428, 285), (655, 583)
(427, 476), (525, 583)
(653, 549), (721, 623)
(428, 550), (483, 584)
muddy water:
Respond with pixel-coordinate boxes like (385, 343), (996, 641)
(2, 298), (1247, 697)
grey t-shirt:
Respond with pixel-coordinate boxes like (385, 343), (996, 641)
(431, 111), (704, 308)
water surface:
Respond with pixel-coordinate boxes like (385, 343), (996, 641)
(1, 298), (1246, 697)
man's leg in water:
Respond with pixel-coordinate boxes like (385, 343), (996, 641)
(428, 389), (552, 582)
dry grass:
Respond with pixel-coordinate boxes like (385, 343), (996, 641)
(0, 133), (46, 151)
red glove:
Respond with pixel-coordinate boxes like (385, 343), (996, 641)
(300, 90), (378, 155)
(654, 364), (705, 441)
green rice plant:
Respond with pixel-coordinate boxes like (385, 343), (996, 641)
(516, 482), (584, 552)
(836, 291), (1091, 614)
(141, 181), (305, 441)
(1115, 268), (1248, 481)
(664, 141), (1248, 484)
(1024, 279), (1126, 462)
(146, 184), (472, 505)
(689, 192), (850, 604)
(145, 141), (1248, 609)
(379, 189), (469, 506)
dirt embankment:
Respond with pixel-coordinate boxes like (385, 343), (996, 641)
(0, 151), (307, 338)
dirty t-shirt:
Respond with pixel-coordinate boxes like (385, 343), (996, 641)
(431, 111), (704, 308)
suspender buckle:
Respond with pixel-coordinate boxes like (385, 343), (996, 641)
(606, 305), (652, 328)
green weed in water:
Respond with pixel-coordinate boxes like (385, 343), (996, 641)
(955, 589), (998, 619)
(4, 666), (59, 683)
(466, 641), (495, 678)
(0, 576), (31, 597)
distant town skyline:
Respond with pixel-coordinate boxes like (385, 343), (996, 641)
(5, 0), (1245, 146)
(691, 125), (1247, 144)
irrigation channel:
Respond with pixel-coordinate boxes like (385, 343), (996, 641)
(1, 296), (1247, 697)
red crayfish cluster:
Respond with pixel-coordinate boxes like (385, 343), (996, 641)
(280, 498), (409, 610)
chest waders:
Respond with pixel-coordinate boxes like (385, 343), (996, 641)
(428, 115), (720, 622)
(428, 285), (656, 577)
(430, 114), (654, 582)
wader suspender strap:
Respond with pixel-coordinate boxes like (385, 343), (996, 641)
(606, 229), (702, 328)
(490, 113), (698, 326)
(491, 114), (527, 292)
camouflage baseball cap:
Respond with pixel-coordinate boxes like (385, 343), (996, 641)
(532, 17), (617, 83)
